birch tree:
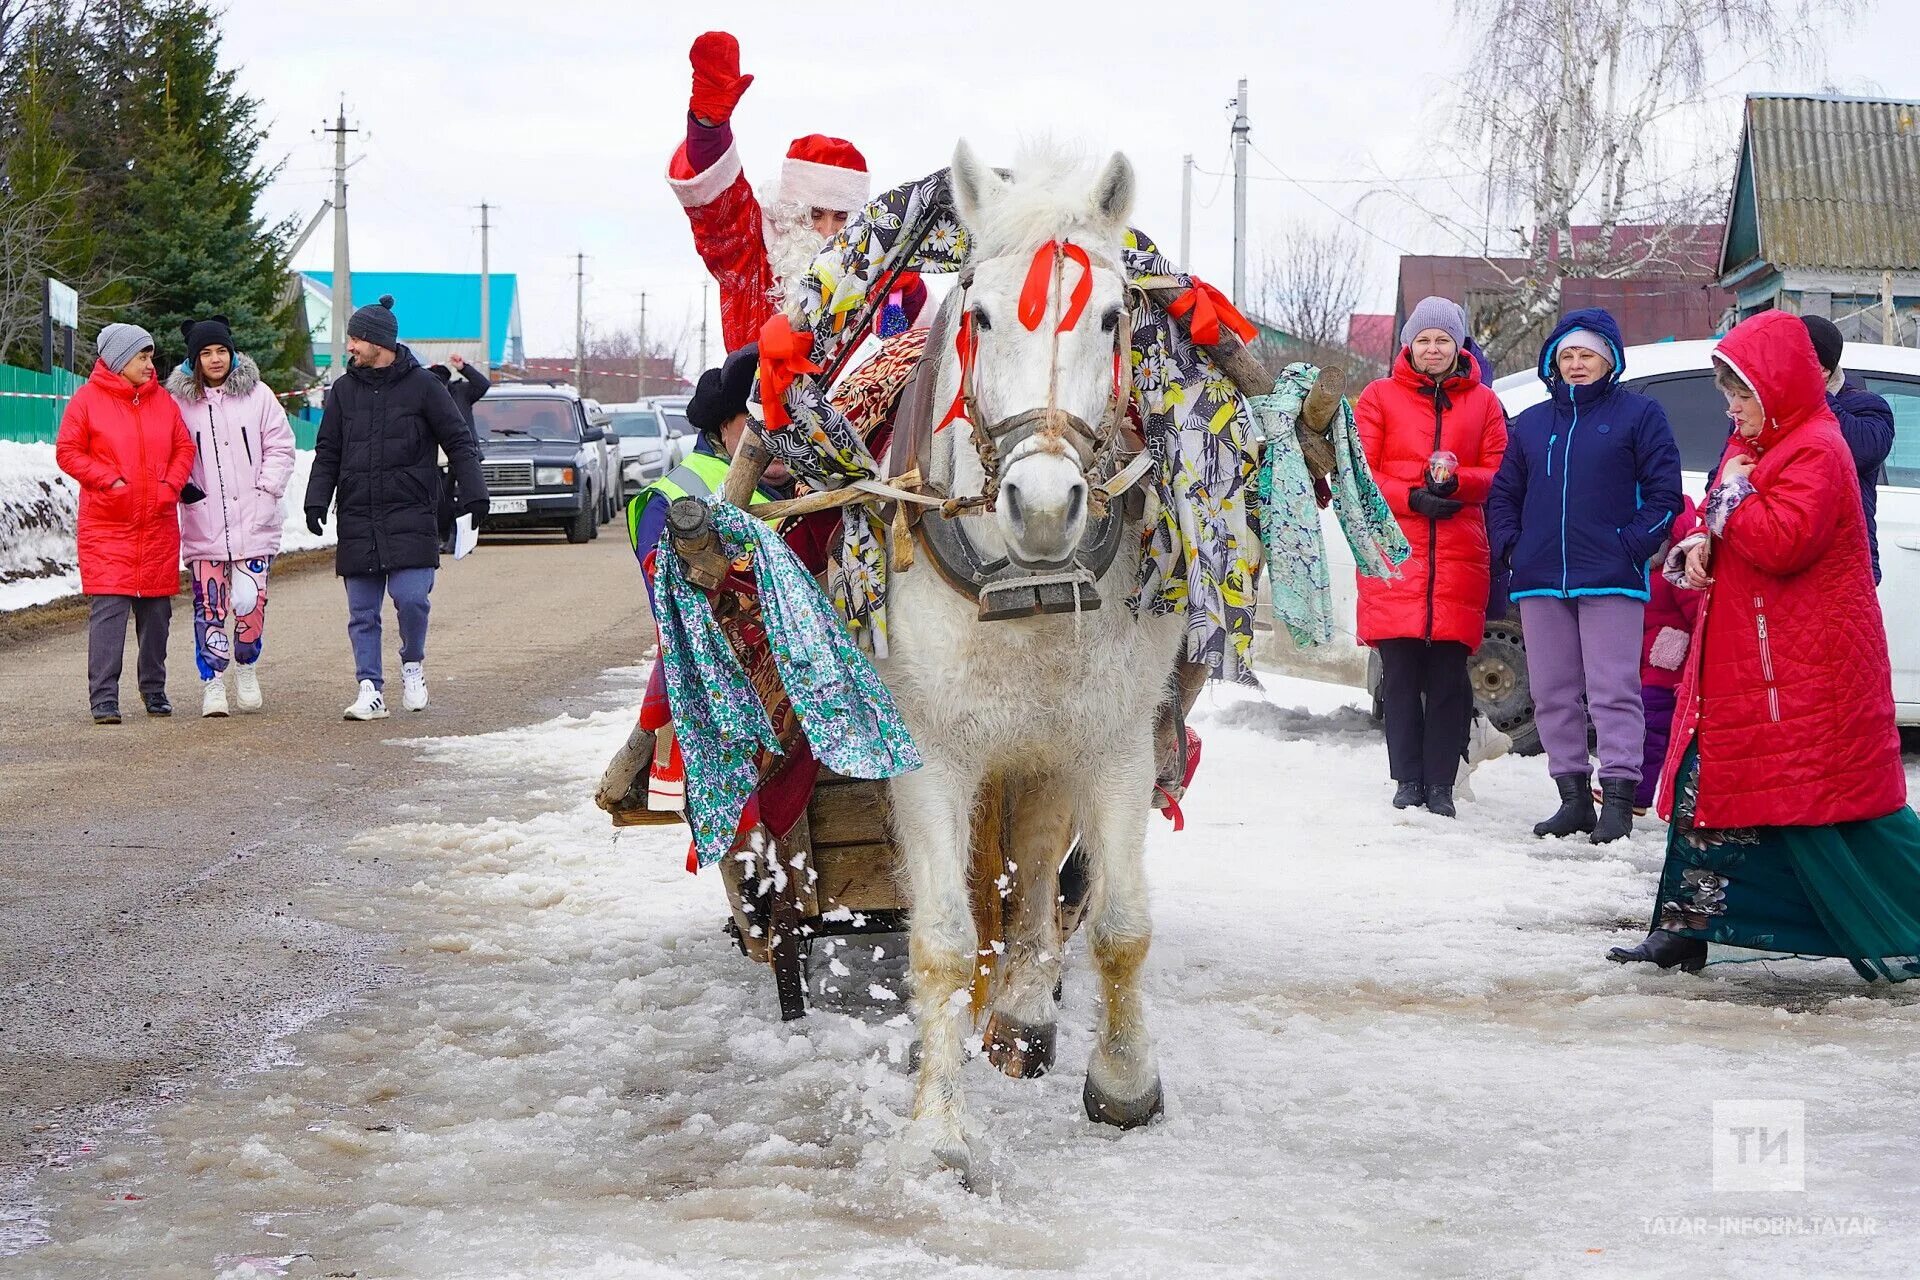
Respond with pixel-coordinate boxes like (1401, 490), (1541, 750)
(1422, 0), (1853, 363)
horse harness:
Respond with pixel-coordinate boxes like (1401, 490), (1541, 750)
(887, 238), (1152, 620)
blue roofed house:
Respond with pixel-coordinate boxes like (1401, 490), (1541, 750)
(1718, 92), (1920, 343)
(300, 271), (524, 371)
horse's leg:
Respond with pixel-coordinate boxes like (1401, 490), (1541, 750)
(984, 776), (1073, 1079)
(1078, 748), (1164, 1129)
(893, 758), (984, 1182)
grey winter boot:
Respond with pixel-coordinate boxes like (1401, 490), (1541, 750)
(1590, 778), (1637, 844)
(1533, 773), (1597, 838)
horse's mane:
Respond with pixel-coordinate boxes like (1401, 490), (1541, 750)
(964, 139), (1125, 260)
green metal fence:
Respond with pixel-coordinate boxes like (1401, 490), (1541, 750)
(0, 364), (82, 444)
(0, 362), (319, 447)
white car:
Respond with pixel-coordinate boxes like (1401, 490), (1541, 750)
(1329, 340), (1920, 749)
(604, 402), (672, 499)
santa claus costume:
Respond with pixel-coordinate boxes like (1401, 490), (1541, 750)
(667, 31), (874, 353)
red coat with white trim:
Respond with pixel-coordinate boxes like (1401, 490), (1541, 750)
(1354, 349), (1508, 648)
(1656, 310), (1906, 828)
(56, 359), (196, 597)
(668, 139), (775, 354)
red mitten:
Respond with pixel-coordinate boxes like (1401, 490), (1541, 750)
(689, 31), (753, 125)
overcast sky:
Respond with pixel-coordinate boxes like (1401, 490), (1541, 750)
(218, 0), (1913, 364)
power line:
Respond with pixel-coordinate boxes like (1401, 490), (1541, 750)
(1192, 164), (1480, 186)
(1247, 139), (1415, 255)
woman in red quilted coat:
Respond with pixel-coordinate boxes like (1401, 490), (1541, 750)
(55, 323), (195, 723)
(1608, 311), (1920, 979)
(1356, 297), (1508, 817)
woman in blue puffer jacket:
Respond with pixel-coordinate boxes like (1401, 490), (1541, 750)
(1487, 309), (1684, 845)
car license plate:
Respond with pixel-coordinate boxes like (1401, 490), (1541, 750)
(489, 497), (528, 514)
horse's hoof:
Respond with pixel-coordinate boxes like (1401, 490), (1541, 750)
(1083, 1072), (1164, 1130)
(983, 1012), (1056, 1079)
(934, 1142), (991, 1194)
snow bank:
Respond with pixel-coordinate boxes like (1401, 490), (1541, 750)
(0, 441), (335, 612)
(14, 669), (1920, 1276)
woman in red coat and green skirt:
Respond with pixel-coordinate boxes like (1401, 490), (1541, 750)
(1609, 311), (1920, 979)
(1355, 297), (1509, 817)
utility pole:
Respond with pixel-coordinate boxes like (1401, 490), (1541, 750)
(325, 102), (357, 383)
(1179, 154), (1194, 272)
(699, 281), (709, 373)
(1883, 270), (1898, 345)
(1231, 79), (1250, 308)
(478, 201), (492, 377)
(574, 252), (586, 389)
(638, 292), (649, 395)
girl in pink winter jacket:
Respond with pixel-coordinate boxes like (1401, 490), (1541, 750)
(167, 316), (296, 717)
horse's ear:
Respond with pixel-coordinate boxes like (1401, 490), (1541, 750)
(950, 139), (1004, 228)
(1091, 151), (1135, 230)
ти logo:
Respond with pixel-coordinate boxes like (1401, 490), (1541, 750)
(1713, 1100), (1805, 1192)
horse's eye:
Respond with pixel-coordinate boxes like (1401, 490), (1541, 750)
(971, 305), (992, 332)
(1100, 307), (1122, 333)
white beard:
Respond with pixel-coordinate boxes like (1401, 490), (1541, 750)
(761, 193), (828, 318)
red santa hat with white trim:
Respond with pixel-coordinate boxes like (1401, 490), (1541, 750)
(779, 134), (869, 212)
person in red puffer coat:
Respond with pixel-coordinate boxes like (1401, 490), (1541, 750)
(1633, 495), (1701, 812)
(1608, 310), (1920, 980)
(56, 323), (196, 723)
(1356, 296), (1508, 817)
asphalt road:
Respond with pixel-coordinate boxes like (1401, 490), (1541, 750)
(0, 528), (647, 1198)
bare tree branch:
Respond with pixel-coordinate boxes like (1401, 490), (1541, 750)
(1379, 0), (1856, 363)
(1250, 224), (1380, 375)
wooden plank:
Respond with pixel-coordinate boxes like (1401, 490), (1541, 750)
(815, 842), (909, 913)
(967, 781), (1009, 1020)
(808, 779), (891, 848)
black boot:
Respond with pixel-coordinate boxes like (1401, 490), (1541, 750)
(1424, 784), (1456, 818)
(1533, 773), (1596, 838)
(1590, 778), (1637, 844)
(142, 691), (172, 717)
(1392, 781), (1424, 810)
(1607, 930), (1707, 972)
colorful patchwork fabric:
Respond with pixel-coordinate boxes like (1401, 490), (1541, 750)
(655, 500), (923, 866)
(1248, 365), (1410, 646)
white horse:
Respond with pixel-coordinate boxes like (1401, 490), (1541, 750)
(880, 141), (1184, 1181)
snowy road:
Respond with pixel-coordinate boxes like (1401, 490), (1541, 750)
(8, 670), (1918, 1278)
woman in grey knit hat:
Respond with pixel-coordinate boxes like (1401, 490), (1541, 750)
(54, 323), (197, 722)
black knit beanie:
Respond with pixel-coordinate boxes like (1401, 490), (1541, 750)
(347, 294), (399, 349)
(1801, 315), (1844, 374)
(180, 315), (234, 369)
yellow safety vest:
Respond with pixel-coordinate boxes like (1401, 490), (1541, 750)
(625, 452), (773, 552)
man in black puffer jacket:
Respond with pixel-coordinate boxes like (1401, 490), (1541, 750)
(304, 295), (488, 720)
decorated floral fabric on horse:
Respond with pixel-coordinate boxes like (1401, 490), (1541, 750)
(654, 501), (923, 866)
(762, 168), (1264, 685)
(1249, 364), (1410, 645)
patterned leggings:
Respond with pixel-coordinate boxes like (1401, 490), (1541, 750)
(190, 557), (272, 679)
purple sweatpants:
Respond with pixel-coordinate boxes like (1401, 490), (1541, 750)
(1637, 684), (1679, 808)
(1518, 595), (1647, 783)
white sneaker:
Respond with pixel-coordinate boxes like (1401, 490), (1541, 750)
(344, 680), (388, 721)
(401, 662), (428, 712)
(201, 677), (229, 718)
(234, 664), (262, 711)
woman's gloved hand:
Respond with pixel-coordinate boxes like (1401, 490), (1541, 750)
(1409, 488), (1463, 519)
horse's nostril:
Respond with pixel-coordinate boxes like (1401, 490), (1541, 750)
(1065, 483), (1085, 526)
(1003, 482), (1023, 526)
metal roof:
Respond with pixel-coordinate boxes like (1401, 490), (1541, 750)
(1735, 93), (1920, 273)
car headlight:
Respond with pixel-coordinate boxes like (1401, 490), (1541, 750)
(536, 466), (574, 487)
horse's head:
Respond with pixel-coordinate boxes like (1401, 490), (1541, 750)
(947, 140), (1135, 567)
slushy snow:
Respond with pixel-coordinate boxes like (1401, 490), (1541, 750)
(8, 668), (1919, 1278)
(0, 441), (334, 612)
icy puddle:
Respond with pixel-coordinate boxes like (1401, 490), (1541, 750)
(11, 672), (1920, 1277)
